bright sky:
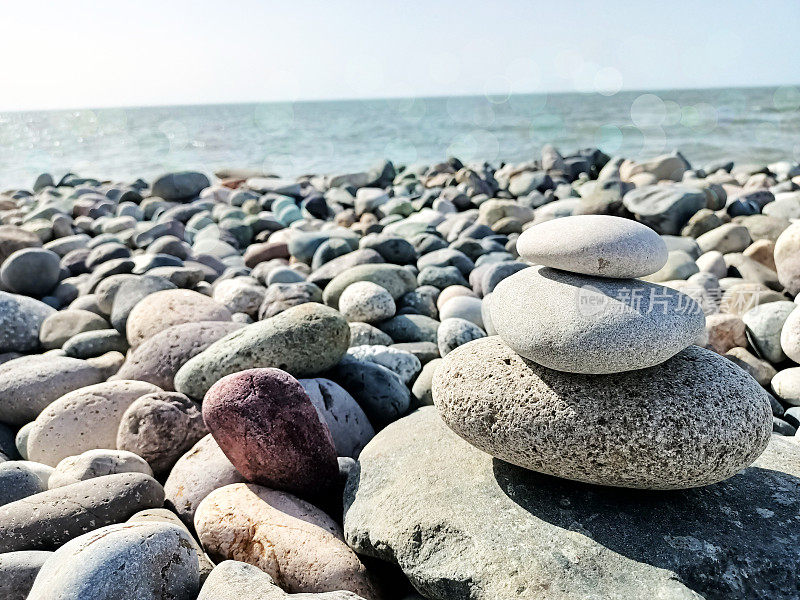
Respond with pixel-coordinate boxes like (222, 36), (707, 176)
(1, 0), (798, 111)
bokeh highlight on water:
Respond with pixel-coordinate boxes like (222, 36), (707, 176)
(0, 86), (798, 188)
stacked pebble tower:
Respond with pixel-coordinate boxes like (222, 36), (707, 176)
(433, 214), (773, 489)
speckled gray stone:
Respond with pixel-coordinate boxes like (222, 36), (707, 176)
(63, 328), (128, 358)
(0, 461), (47, 506)
(39, 309), (109, 350)
(344, 407), (800, 600)
(339, 281), (396, 323)
(174, 303), (350, 399)
(322, 264), (417, 309)
(436, 317), (486, 357)
(117, 392), (207, 475)
(48, 449), (153, 489)
(0, 355), (107, 425)
(433, 337), (771, 489)
(346, 345), (421, 384)
(27, 522), (199, 600)
(299, 378), (375, 459)
(491, 266), (705, 374)
(0, 291), (55, 353)
(516, 215), (668, 278)
(0, 551), (53, 600)
(348, 322), (393, 347)
(0, 472), (164, 552)
(112, 320), (244, 391)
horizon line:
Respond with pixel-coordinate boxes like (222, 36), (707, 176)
(0, 82), (796, 115)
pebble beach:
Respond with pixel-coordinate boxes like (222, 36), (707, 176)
(0, 146), (799, 599)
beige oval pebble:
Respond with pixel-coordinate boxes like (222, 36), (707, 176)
(126, 289), (232, 347)
(194, 483), (378, 598)
(27, 380), (162, 466)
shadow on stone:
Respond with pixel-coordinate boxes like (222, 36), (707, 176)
(492, 458), (800, 599)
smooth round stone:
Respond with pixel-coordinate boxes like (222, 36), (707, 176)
(39, 309), (109, 350)
(109, 275), (177, 332)
(212, 278), (266, 318)
(396, 287), (439, 318)
(780, 305), (800, 364)
(436, 284), (478, 311)
(417, 265), (469, 289)
(696, 223), (752, 254)
(438, 295), (484, 329)
(322, 263), (417, 309)
(63, 328), (128, 358)
(774, 222), (800, 295)
(433, 337), (772, 489)
(348, 322), (394, 346)
(643, 250), (699, 282)
(621, 185), (707, 235)
(360, 233), (416, 264)
(772, 368), (800, 407)
(0, 472), (164, 553)
(695, 250), (727, 278)
(411, 358), (442, 407)
(298, 378), (375, 459)
(475, 261), (529, 296)
(0, 225), (42, 265)
(204, 368), (338, 498)
(0, 292), (55, 353)
(339, 281), (396, 323)
(194, 483), (377, 598)
(175, 303), (349, 400)
(742, 301), (795, 364)
(491, 266), (705, 374)
(308, 248), (384, 288)
(378, 314), (440, 344)
(112, 321), (243, 391)
(126, 289), (232, 347)
(198, 560), (353, 600)
(0, 462), (47, 506)
(347, 344), (421, 384)
(258, 281), (323, 319)
(27, 380), (162, 466)
(437, 317), (486, 357)
(152, 171), (210, 201)
(725, 347), (777, 387)
(48, 449), (153, 489)
(14, 424), (33, 459)
(516, 215), (668, 278)
(27, 522), (199, 600)
(164, 434), (246, 528)
(0, 355), (107, 426)
(126, 508), (214, 583)
(329, 356), (410, 427)
(0, 248), (61, 297)
(0, 550), (52, 600)
(116, 392), (206, 476)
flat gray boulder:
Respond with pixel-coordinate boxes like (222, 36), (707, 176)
(344, 407), (800, 600)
